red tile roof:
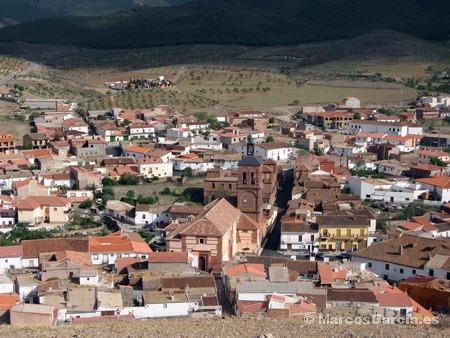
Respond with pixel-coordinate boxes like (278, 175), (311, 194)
(21, 238), (89, 258)
(16, 196), (71, 210)
(416, 176), (450, 188)
(376, 293), (412, 307)
(225, 263), (266, 278)
(318, 264), (347, 284)
(115, 257), (142, 271)
(0, 292), (21, 310)
(0, 245), (22, 258)
(411, 216), (438, 232)
(89, 231), (152, 254)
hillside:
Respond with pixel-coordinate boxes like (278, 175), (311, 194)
(0, 316), (448, 337)
(0, 0), (449, 49)
(0, 0), (191, 24)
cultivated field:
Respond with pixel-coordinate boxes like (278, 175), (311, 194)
(0, 30), (449, 116)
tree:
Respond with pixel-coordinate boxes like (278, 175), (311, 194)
(430, 157), (447, 167)
(183, 167), (193, 178)
(79, 199), (94, 209)
(313, 145), (324, 156)
(353, 112), (361, 120)
(194, 111), (208, 121)
(265, 136), (275, 142)
(268, 117), (275, 124)
(160, 187), (172, 195)
(119, 173), (140, 185)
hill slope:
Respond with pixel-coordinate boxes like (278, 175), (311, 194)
(0, 0), (449, 49)
(0, 0), (191, 23)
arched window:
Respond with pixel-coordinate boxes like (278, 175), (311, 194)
(243, 172), (247, 184)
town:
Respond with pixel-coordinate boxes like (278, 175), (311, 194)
(0, 93), (449, 327)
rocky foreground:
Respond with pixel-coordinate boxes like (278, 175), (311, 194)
(1, 316), (449, 338)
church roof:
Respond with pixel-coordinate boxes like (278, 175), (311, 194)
(238, 156), (263, 167)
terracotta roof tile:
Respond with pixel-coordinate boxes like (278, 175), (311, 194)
(21, 238), (89, 258)
(225, 263), (266, 278)
(0, 245), (22, 257)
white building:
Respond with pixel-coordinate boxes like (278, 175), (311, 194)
(137, 158), (173, 178)
(166, 128), (192, 139)
(127, 124), (156, 139)
(416, 176), (450, 203)
(0, 274), (14, 293)
(90, 231), (153, 265)
(134, 204), (170, 227)
(254, 142), (294, 161)
(280, 220), (319, 252)
(352, 234), (450, 282)
(349, 121), (422, 137)
(347, 176), (426, 205)
(0, 245), (22, 274)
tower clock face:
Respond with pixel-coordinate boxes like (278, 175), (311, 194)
(242, 198), (247, 204)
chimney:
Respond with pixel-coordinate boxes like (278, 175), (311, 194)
(399, 245), (403, 255)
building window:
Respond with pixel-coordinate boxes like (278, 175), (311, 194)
(368, 263), (372, 268)
(429, 269), (434, 277)
(412, 269), (416, 275)
(298, 235), (302, 242)
(366, 194), (370, 198)
(400, 269), (404, 274)
(199, 238), (206, 244)
(4, 259), (8, 263)
(385, 264), (390, 270)
(54, 207), (57, 211)
(93, 254), (99, 260)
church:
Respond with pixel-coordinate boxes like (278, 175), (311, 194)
(166, 140), (280, 272)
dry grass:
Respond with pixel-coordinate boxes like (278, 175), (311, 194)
(111, 177), (205, 209)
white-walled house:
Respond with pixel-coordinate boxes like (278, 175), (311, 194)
(171, 157), (215, 173)
(166, 128), (192, 139)
(89, 231), (153, 265)
(416, 176), (450, 203)
(0, 245), (22, 274)
(137, 158), (173, 178)
(352, 234), (450, 282)
(280, 220), (319, 252)
(349, 121), (422, 137)
(331, 143), (366, 156)
(0, 274), (14, 293)
(347, 176), (426, 204)
(254, 142), (294, 161)
(134, 204), (170, 227)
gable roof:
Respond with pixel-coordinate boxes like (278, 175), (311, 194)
(16, 196), (71, 210)
(376, 293), (412, 307)
(0, 245), (22, 258)
(416, 176), (450, 188)
(0, 292), (20, 310)
(352, 234), (450, 268)
(168, 198), (241, 238)
(255, 141), (290, 150)
(21, 238), (89, 258)
(238, 156), (263, 167)
(148, 252), (193, 263)
(161, 275), (216, 290)
(89, 231), (152, 254)
(225, 263), (266, 278)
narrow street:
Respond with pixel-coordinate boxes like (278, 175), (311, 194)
(261, 168), (294, 256)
